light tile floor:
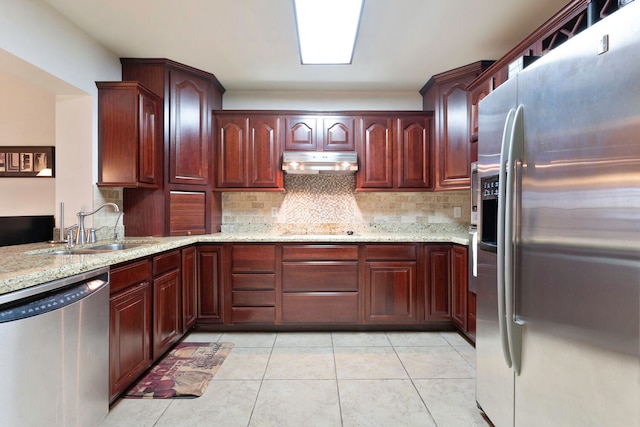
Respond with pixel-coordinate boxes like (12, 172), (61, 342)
(100, 331), (488, 427)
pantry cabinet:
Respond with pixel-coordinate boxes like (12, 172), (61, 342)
(120, 58), (225, 236)
(214, 113), (282, 189)
(96, 81), (161, 188)
(421, 61), (493, 191)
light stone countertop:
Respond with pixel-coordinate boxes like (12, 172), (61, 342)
(0, 232), (469, 297)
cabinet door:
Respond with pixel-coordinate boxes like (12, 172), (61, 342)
(365, 261), (417, 323)
(439, 84), (470, 189)
(424, 244), (452, 320)
(284, 116), (317, 151)
(396, 115), (431, 189)
(169, 191), (206, 236)
(452, 245), (468, 330)
(97, 82), (161, 188)
(153, 268), (182, 359)
(139, 90), (160, 185)
(197, 245), (224, 323)
(322, 116), (355, 151)
(358, 117), (394, 188)
(217, 115), (248, 187)
(181, 246), (197, 331)
(248, 116), (281, 188)
(169, 69), (210, 185)
(109, 281), (152, 402)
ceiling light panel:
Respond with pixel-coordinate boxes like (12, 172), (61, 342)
(294, 0), (364, 65)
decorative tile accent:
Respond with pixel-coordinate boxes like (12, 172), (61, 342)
(221, 175), (470, 235)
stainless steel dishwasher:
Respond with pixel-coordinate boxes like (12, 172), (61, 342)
(0, 267), (110, 427)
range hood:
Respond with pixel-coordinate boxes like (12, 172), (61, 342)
(282, 151), (358, 174)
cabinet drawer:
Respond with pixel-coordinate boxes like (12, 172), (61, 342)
(281, 293), (359, 323)
(153, 250), (180, 276)
(231, 307), (275, 324)
(365, 244), (417, 261)
(282, 262), (358, 291)
(232, 244), (276, 272)
(232, 290), (275, 307)
(110, 259), (151, 294)
(282, 245), (358, 261)
(231, 273), (276, 290)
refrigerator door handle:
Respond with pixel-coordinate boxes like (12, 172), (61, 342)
(497, 107), (516, 368)
(505, 104), (524, 375)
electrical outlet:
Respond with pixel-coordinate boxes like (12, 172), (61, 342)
(271, 207), (278, 217)
(453, 207), (461, 218)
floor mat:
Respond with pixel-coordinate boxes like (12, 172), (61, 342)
(124, 342), (234, 399)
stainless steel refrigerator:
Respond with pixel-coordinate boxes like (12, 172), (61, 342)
(475, 2), (640, 426)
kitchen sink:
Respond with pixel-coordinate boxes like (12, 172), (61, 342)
(30, 242), (153, 255)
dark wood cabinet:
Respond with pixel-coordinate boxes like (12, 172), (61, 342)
(214, 113), (282, 189)
(358, 116), (394, 189)
(97, 82), (161, 188)
(364, 245), (418, 324)
(284, 115), (355, 151)
(229, 244), (277, 324)
(357, 113), (433, 191)
(120, 58), (225, 236)
(181, 246), (197, 331)
(168, 69), (211, 185)
(421, 61), (493, 191)
(281, 244), (359, 324)
(169, 191), (206, 236)
(424, 244), (452, 321)
(451, 245), (468, 330)
(152, 250), (182, 359)
(109, 259), (153, 402)
(197, 245), (224, 324)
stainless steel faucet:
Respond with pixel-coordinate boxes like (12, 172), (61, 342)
(76, 203), (122, 245)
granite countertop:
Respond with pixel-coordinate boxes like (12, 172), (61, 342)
(0, 231), (469, 297)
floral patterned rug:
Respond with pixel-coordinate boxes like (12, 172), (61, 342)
(124, 342), (234, 399)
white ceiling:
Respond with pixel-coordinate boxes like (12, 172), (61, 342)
(41, 0), (570, 92)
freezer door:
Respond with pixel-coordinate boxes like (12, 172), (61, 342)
(514, 3), (640, 425)
(476, 76), (517, 427)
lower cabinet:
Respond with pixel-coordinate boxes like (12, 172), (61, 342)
(281, 244), (359, 324)
(152, 250), (182, 359)
(109, 259), (153, 402)
(365, 245), (418, 324)
(423, 244), (452, 321)
(229, 244), (276, 324)
(197, 245), (224, 324)
(451, 245), (468, 331)
(181, 246), (197, 331)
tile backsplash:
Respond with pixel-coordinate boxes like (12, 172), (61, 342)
(222, 175), (470, 235)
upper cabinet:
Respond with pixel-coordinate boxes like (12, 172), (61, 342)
(97, 82), (162, 188)
(119, 58), (225, 237)
(357, 113), (433, 191)
(284, 115), (355, 151)
(214, 112), (282, 190)
(421, 61), (493, 191)
(168, 69), (212, 186)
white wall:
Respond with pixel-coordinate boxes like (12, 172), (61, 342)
(0, 71), (56, 215)
(223, 90), (422, 111)
(0, 0), (121, 228)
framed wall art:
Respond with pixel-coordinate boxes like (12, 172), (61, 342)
(0, 146), (55, 177)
